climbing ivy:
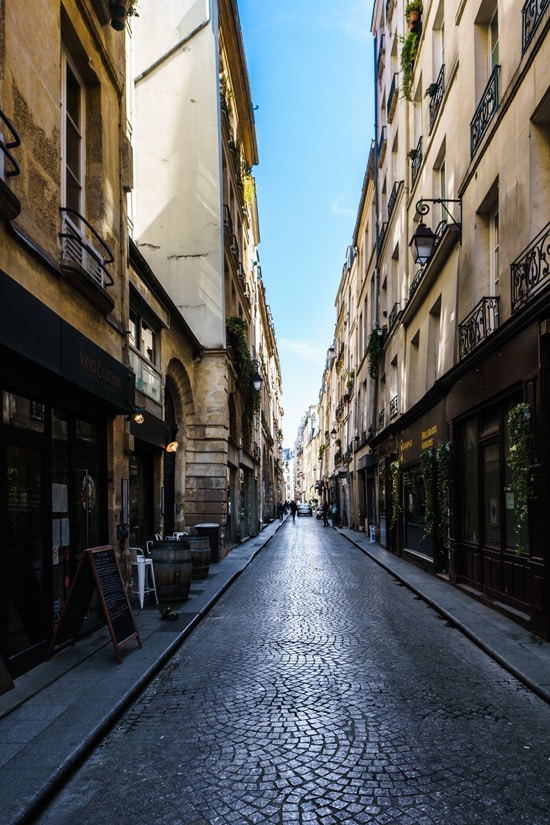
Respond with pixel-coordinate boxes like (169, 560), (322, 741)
(226, 317), (261, 434)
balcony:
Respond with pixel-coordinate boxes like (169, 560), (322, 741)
(387, 74), (398, 123)
(390, 395), (399, 419)
(377, 221), (388, 254)
(0, 106), (21, 220)
(388, 302), (401, 332)
(428, 65), (445, 134)
(387, 180), (403, 223)
(128, 349), (162, 403)
(470, 66), (500, 158)
(511, 220), (550, 312)
(378, 126), (387, 166)
(378, 408), (386, 430)
(458, 297), (500, 359)
(223, 203), (234, 235)
(377, 35), (386, 78)
(410, 136), (422, 187)
(522, 0), (549, 52)
(59, 208), (115, 312)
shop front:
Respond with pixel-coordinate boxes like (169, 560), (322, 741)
(396, 401), (448, 572)
(0, 272), (134, 676)
(446, 322), (549, 638)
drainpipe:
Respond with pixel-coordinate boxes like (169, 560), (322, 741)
(372, 32), (381, 436)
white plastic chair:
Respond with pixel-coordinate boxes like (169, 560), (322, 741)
(130, 546), (159, 609)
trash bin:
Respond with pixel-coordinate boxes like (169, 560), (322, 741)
(195, 523), (220, 562)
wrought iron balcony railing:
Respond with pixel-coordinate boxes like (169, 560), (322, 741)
(390, 395), (399, 419)
(387, 73), (398, 122)
(458, 296), (500, 359)
(511, 220), (550, 312)
(377, 221), (388, 254)
(223, 203), (234, 235)
(428, 65), (445, 134)
(0, 107), (21, 178)
(388, 302), (401, 331)
(522, 0), (549, 52)
(377, 34), (386, 78)
(378, 408), (385, 430)
(470, 66), (500, 158)
(409, 265), (425, 301)
(59, 208), (114, 288)
(378, 126), (387, 165)
(410, 136), (422, 187)
(387, 180), (402, 222)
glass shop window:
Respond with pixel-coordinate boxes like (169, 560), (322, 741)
(3, 392), (45, 433)
(459, 398), (529, 553)
(129, 308), (157, 364)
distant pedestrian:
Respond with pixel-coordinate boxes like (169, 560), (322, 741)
(322, 500), (329, 526)
(290, 500), (297, 521)
(277, 501), (284, 522)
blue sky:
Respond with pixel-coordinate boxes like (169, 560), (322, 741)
(238, 1), (375, 447)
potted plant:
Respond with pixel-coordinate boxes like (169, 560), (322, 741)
(405, 0), (423, 27)
(109, 0), (138, 31)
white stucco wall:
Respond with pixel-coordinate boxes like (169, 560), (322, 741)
(132, 0), (225, 349)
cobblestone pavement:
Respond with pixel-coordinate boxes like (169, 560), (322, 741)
(34, 520), (550, 825)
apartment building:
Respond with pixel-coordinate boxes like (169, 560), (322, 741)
(368, 0), (550, 638)
(0, 0), (282, 679)
(312, 0), (550, 637)
(0, 0), (135, 676)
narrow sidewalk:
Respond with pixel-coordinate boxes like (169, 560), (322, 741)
(337, 526), (550, 705)
(0, 518), (284, 825)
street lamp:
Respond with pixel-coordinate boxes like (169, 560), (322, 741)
(126, 407), (146, 425)
(251, 359), (262, 392)
(409, 197), (462, 265)
(409, 221), (436, 264)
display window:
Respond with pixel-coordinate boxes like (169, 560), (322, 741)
(1, 390), (107, 676)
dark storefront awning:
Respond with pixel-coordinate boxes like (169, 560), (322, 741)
(0, 269), (135, 413)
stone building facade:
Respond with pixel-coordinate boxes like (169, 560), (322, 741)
(310, 0), (550, 638)
(130, 0), (283, 551)
(0, 0), (282, 679)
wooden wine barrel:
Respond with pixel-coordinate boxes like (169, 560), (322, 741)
(151, 541), (192, 603)
(182, 536), (211, 580)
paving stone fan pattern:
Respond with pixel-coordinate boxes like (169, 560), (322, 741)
(36, 522), (550, 824)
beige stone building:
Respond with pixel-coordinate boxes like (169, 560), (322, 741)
(130, 0), (283, 551)
(313, 0), (550, 637)
(370, 0), (550, 638)
(0, 0), (282, 679)
(0, 0), (135, 676)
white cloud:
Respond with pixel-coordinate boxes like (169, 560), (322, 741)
(279, 338), (326, 364)
(330, 194), (356, 216)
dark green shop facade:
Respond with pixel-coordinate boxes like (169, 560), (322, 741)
(375, 320), (550, 641)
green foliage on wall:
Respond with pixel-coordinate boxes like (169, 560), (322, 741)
(226, 317), (261, 430)
(507, 402), (534, 553)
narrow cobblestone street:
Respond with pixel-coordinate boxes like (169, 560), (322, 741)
(34, 519), (550, 825)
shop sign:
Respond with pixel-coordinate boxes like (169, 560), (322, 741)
(398, 402), (447, 464)
(61, 326), (134, 410)
(0, 271), (134, 411)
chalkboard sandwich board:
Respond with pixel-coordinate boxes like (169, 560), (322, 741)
(47, 545), (142, 664)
